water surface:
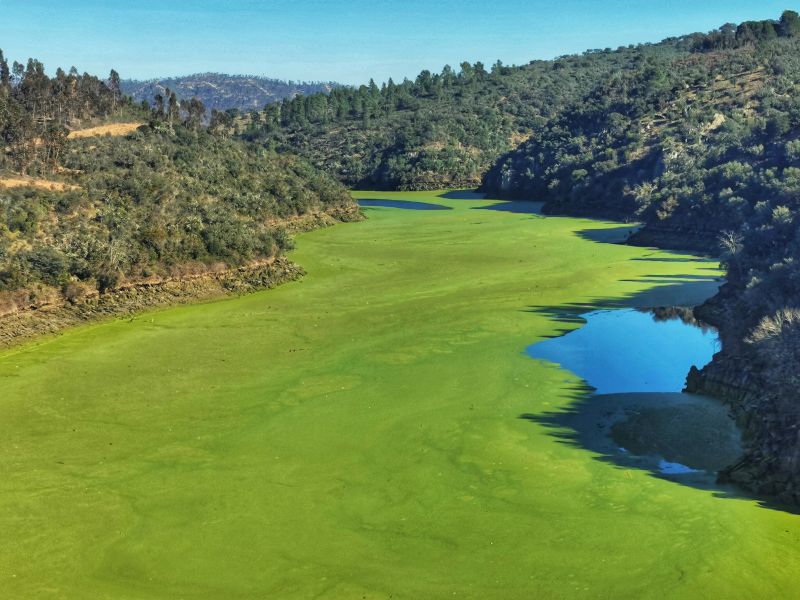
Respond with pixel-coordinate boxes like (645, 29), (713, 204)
(527, 308), (719, 394)
(527, 307), (741, 485)
(358, 198), (451, 210)
(1, 190), (796, 599)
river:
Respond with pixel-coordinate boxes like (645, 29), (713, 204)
(1, 190), (798, 599)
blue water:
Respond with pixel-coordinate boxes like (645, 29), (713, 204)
(358, 199), (451, 210)
(527, 309), (719, 394)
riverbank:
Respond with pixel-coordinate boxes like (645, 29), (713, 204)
(0, 257), (304, 350)
(526, 305), (741, 491)
(687, 293), (800, 506)
(535, 197), (799, 506)
(0, 209), (357, 351)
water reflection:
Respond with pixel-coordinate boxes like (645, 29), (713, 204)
(526, 308), (719, 395)
(525, 307), (743, 488)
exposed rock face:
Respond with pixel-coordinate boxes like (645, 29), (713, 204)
(688, 298), (800, 506)
(687, 356), (800, 505)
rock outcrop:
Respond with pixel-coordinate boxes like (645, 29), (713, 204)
(687, 297), (800, 506)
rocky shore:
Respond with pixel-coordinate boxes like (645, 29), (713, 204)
(542, 204), (800, 506)
(0, 257), (304, 350)
(688, 294), (800, 506)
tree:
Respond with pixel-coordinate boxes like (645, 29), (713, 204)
(0, 50), (9, 90)
(779, 10), (800, 37)
(209, 109), (235, 136)
(185, 97), (206, 129)
(151, 92), (165, 128)
(12, 61), (24, 85)
(168, 90), (180, 130)
(108, 69), (121, 111)
(459, 61), (474, 81)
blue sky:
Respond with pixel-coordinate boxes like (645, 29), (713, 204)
(1, 1), (798, 84)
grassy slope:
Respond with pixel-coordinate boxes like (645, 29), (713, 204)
(1, 192), (798, 599)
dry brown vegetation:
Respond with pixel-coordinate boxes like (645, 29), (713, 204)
(67, 122), (143, 139)
(0, 177), (77, 191)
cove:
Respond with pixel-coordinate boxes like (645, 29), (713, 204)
(526, 297), (742, 484)
(1, 190), (799, 599)
(526, 308), (720, 395)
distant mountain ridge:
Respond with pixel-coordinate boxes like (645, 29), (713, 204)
(122, 73), (340, 112)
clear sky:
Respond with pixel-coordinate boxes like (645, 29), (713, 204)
(2, 1), (799, 84)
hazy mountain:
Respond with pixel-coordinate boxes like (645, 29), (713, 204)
(122, 73), (340, 112)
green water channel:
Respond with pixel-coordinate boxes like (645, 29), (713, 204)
(1, 191), (797, 599)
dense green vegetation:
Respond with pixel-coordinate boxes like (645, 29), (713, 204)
(8, 192), (799, 599)
(0, 52), (355, 311)
(1, 131), (352, 295)
(241, 56), (623, 189)
(0, 53), (140, 174)
(122, 73), (339, 113)
(242, 10), (800, 212)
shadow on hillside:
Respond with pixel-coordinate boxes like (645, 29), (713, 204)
(631, 255), (711, 263)
(523, 272), (723, 319)
(519, 388), (798, 514)
(438, 190), (486, 200)
(518, 388), (745, 497)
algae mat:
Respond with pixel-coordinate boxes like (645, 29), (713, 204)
(1, 191), (798, 599)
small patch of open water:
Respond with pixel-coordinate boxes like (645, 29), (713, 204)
(527, 308), (719, 395)
(526, 308), (742, 485)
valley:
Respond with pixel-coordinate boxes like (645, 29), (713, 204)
(2, 192), (797, 599)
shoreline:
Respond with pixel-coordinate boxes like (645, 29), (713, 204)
(0, 257), (305, 352)
(539, 199), (799, 506)
(0, 208), (361, 353)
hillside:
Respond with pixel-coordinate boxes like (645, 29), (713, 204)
(122, 73), (339, 112)
(0, 53), (358, 344)
(484, 12), (800, 505)
(241, 59), (615, 190)
(252, 11), (800, 505)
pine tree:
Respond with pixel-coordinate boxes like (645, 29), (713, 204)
(780, 10), (800, 37)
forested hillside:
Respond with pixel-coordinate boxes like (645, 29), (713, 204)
(0, 53), (356, 323)
(241, 57), (625, 189)
(122, 73), (339, 113)
(252, 10), (800, 504)
(483, 11), (800, 504)
(0, 54), (141, 175)
(479, 13), (800, 502)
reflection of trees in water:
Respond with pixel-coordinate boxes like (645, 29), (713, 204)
(638, 306), (717, 333)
